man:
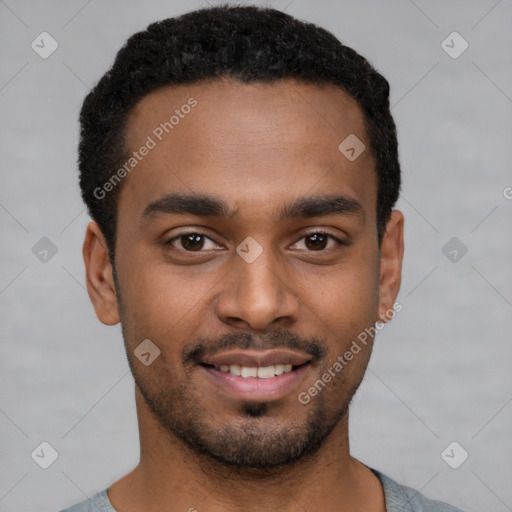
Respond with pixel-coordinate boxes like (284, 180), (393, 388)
(62, 5), (464, 512)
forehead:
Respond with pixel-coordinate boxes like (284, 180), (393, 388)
(125, 78), (367, 155)
(119, 78), (376, 223)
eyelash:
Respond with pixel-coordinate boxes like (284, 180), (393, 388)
(164, 230), (347, 253)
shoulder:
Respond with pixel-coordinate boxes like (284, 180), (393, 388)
(370, 468), (466, 512)
(59, 488), (115, 512)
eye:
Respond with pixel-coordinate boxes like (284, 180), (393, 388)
(166, 232), (223, 252)
(291, 231), (345, 251)
(165, 230), (346, 254)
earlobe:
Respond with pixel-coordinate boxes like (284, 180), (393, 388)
(83, 221), (120, 325)
(377, 210), (404, 322)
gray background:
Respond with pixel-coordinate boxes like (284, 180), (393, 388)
(1, 1), (511, 511)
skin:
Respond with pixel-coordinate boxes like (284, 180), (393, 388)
(83, 78), (404, 512)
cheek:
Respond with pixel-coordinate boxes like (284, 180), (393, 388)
(307, 265), (379, 398)
(115, 249), (219, 348)
(301, 252), (380, 338)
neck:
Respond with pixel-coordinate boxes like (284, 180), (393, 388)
(108, 387), (385, 512)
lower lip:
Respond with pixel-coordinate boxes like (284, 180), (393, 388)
(201, 364), (310, 402)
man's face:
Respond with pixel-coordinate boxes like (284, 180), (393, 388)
(87, 79), (403, 468)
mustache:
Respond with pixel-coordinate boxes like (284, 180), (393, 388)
(182, 328), (326, 365)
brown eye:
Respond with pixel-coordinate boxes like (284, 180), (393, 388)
(291, 231), (344, 252)
(166, 233), (220, 252)
(180, 234), (205, 251)
(304, 233), (329, 251)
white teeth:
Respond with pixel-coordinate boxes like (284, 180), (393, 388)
(241, 366), (258, 378)
(216, 364), (295, 378)
(274, 364), (284, 375)
(229, 364), (241, 376)
(257, 366), (275, 379)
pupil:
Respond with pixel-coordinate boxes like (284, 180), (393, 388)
(306, 233), (327, 250)
(182, 234), (204, 251)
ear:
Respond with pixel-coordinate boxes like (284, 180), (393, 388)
(377, 210), (404, 322)
(83, 221), (120, 325)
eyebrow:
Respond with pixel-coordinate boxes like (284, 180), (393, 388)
(141, 192), (364, 223)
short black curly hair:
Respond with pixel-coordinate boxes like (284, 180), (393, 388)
(79, 4), (400, 261)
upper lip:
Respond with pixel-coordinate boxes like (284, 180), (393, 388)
(202, 349), (312, 368)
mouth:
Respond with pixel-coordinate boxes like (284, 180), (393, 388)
(199, 349), (313, 401)
(202, 362), (300, 378)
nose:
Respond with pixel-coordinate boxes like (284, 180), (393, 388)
(215, 244), (300, 331)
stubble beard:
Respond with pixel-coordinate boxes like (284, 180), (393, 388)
(131, 358), (360, 471)
(115, 283), (367, 472)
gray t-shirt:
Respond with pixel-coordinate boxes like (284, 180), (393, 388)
(59, 468), (465, 511)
